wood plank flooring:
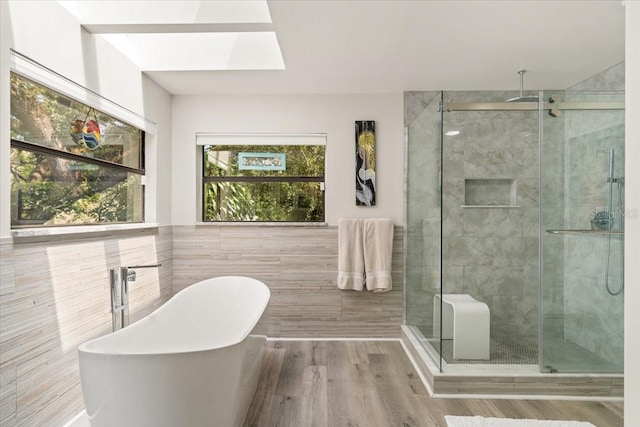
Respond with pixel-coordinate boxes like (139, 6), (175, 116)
(243, 341), (624, 427)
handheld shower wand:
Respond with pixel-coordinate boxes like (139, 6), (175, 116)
(605, 149), (624, 296)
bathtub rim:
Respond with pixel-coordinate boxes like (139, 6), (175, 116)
(77, 275), (270, 356)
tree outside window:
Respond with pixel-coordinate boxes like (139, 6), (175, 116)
(202, 141), (325, 222)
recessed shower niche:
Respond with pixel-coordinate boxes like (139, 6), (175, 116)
(463, 178), (518, 207)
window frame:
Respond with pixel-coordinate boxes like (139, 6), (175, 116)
(198, 133), (327, 223)
(9, 69), (148, 228)
(10, 138), (146, 176)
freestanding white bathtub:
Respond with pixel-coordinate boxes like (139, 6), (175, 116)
(78, 276), (270, 427)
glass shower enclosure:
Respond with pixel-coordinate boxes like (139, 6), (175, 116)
(405, 92), (444, 370)
(540, 89), (625, 373)
(405, 68), (625, 374)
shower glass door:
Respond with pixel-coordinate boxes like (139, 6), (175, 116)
(440, 91), (541, 367)
(405, 91), (443, 371)
(540, 90), (625, 373)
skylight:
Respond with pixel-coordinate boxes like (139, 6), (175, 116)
(101, 32), (284, 71)
(57, 0), (284, 72)
(57, 1), (272, 26)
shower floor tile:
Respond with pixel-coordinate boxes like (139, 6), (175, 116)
(434, 337), (538, 364)
(431, 336), (616, 368)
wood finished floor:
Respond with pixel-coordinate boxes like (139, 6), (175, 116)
(243, 341), (624, 427)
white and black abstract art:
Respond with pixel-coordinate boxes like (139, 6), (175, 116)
(355, 120), (376, 206)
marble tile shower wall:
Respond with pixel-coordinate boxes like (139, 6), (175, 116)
(561, 62), (625, 364)
(404, 90), (565, 341)
(442, 90), (542, 339)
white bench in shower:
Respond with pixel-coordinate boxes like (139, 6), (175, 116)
(433, 294), (490, 360)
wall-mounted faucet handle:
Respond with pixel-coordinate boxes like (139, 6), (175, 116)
(127, 270), (137, 282)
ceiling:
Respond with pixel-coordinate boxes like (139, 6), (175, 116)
(63, 0), (626, 95)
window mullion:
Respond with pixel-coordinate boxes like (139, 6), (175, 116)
(203, 176), (324, 183)
(11, 139), (145, 175)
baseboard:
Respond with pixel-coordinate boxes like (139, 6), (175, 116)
(266, 337), (401, 342)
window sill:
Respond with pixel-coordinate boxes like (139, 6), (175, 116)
(12, 223), (160, 243)
(194, 222), (328, 227)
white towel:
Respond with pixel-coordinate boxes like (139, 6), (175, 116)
(363, 218), (394, 293)
(337, 218), (365, 291)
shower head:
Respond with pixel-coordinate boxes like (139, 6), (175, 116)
(506, 69), (539, 102)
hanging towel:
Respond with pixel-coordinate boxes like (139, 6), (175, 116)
(337, 218), (366, 290)
(363, 218), (394, 293)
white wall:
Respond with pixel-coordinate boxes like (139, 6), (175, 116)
(0, 1), (11, 238)
(142, 76), (173, 224)
(171, 93), (404, 226)
(0, 1), (173, 237)
(625, 3), (640, 426)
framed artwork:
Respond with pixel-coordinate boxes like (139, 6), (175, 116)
(355, 120), (376, 206)
(238, 152), (286, 171)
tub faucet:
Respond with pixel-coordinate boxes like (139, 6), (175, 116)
(110, 268), (123, 332)
(110, 263), (162, 331)
(122, 264), (162, 283)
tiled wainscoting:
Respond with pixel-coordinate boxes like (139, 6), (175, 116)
(0, 227), (173, 427)
(0, 224), (402, 426)
(173, 225), (404, 338)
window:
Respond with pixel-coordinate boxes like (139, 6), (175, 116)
(199, 134), (326, 222)
(10, 73), (145, 227)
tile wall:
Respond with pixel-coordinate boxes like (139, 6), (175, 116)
(0, 228), (173, 426)
(172, 225), (404, 338)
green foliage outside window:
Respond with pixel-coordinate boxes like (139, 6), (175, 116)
(10, 73), (144, 227)
(203, 144), (325, 222)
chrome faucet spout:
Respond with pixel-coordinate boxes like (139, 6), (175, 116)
(123, 264), (162, 269)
